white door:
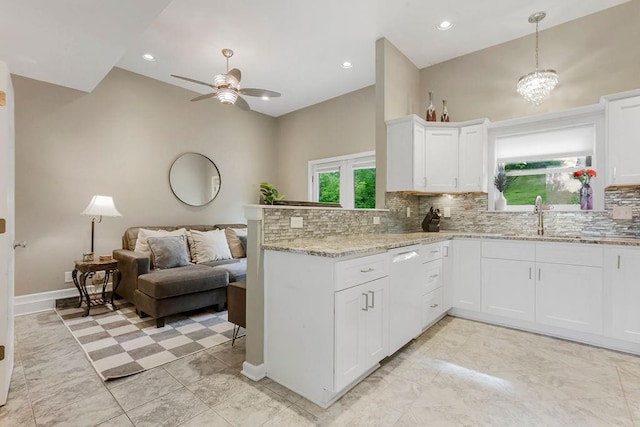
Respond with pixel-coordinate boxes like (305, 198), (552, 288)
(458, 124), (487, 192)
(607, 96), (640, 186)
(481, 258), (535, 321)
(451, 240), (481, 312)
(606, 247), (640, 343)
(424, 128), (459, 192)
(536, 263), (603, 335)
(363, 277), (388, 367)
(334, 283), (366, 391)
(0, 61), (15, 406)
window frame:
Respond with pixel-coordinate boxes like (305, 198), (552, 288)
(308, 151), (375, 209)
(488, 109), (604, 212)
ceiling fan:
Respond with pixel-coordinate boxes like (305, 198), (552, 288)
(171, 48), (281, 111)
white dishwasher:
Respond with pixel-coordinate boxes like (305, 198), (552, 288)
(388, 245), (423, 355)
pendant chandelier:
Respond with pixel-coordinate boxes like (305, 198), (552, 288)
(517, 12), (558, 105)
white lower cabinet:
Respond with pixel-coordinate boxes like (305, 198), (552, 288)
(420, 242), (445, 328)
(535, 262), (603, 334)
(605, 246), (640, 343)
(335, 277), (388, 391)
(451, 240), (481, 312)
(482, 258), (535, 321)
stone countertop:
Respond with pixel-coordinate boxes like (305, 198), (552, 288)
(262, 232), (640, 258)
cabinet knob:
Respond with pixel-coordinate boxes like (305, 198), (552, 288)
(430, 303), (439, 308)
(360, 267), (375, 273)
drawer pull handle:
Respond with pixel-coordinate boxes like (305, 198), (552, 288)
(618, 255), (621, 269)
(360, 267), (375, 273)
(430, 303), (439, 308)
(362, 293), (369, 311)
(429, 274), (439, 279)
(368, 290), (375, 308)
(529, 267), (532, 280)
(430, 250), (439, 254)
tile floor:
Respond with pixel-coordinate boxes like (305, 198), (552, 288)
(2, 311), (640, 426)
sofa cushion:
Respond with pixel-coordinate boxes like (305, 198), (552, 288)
(225, 228), (246, 259)
(147, 235), (191, 270)
(134, 228), (188, 259)
(189, 229), (232, 263)
(203, 258), (247, 283)
(138, 265), (229, 299)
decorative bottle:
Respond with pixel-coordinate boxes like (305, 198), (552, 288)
(441, 100), (450, 122)
(426, 91), (436, 122)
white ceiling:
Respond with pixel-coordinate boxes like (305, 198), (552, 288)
(0, 0), (631, 117)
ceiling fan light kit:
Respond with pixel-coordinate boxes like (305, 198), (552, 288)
(170, 48), (281, 111)
(517, 11), (558, 105)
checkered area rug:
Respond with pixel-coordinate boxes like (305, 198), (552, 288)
(56, 301), (242, 380)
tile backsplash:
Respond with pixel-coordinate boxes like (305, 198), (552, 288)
(260, 187), (640, 242)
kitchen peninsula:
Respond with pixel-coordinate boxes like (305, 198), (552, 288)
(247, 201), (640, 408)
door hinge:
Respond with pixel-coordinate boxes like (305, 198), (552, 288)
(0, 345), (4, 361)
(0, 218), (5, 234)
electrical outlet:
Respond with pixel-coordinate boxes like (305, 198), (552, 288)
(64, 271), (73, 283)
(373, 216), (380, 225)
(406, 207), (411, 217)
(613, 206), (633, 220)
(443, 207), (451, 218)
(290, 217), (304, 228)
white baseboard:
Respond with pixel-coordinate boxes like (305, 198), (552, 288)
(14, 283), (113, 316)
(241, 361), (266, 381)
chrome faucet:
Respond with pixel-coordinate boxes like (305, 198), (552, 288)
(534, 195), (544, 236)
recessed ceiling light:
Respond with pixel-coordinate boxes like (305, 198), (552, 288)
(142, 53), (156, 61)
(261, 96), (269, 101)
(437, 20), (453, 30)
(342, 61), (353, 69)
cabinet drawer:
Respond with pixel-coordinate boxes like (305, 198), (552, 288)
(422, 259), (443, 295)
(482, 240), (535, 261)
(535, 243), (603, 267)
(421, 243), (443, 262)
(423, 287), (444, 328)
(335, 253), (388, 292)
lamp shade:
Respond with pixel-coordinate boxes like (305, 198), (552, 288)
(81, 195), (122, 217)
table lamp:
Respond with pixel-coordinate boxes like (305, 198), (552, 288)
(81, 195), (122, 256)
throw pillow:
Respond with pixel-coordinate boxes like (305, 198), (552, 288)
(134, 228), (188, 258)
(189, 229), (232, 263)
(225, 227), (247, 259)
(147, 235), (191, 270)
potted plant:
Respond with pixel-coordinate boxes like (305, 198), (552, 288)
(259, 182), (285, 205)
(493, 165), (508, 211)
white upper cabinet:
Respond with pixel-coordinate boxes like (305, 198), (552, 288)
(386, 115), (487, 193)
(459, 124), (488, 192)
(607, 95), (640, 186)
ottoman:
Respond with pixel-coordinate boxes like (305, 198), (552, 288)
(134, 265), (229, 327)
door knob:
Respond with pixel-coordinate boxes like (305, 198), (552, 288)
(13, 241), (27, 249)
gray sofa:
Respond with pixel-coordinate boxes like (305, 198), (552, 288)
(113, 224), (247, 327)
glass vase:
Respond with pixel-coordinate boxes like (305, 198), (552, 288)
(426, 91), (436, 121)
(580, 184), (593, 210)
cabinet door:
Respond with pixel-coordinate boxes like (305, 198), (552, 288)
(334, 277), (388, 391)
(606, 247), (640, 343)
(458, 124), (487, 192)
(387, 117), (426, 192)
(423, 287), (444, 328)
(535, 263), (603, 334)
(607, 96), (640, 186)
(363, 277), (389, 367)
(451, 240), (481, 312)
(425, 128), (459, 192)
(334, 283), (366, 391)
(482, 258), (535, 321)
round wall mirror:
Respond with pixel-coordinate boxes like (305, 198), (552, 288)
(169, 153), (221, 206)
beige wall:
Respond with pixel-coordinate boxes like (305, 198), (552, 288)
(375, 38), (420, 207)
(274, 86), (375, 201)
(418, 0), (640, 122)
(13, 68), (277, 296)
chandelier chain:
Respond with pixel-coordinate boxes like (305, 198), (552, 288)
(535, 21), (539, 69)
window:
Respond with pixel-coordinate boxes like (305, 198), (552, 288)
(494, 124), (598, 211)
(309, 152), (375, 209)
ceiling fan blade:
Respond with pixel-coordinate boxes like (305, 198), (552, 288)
(239, 88), (281, 98)
(171, 74), (214, 88)
(235, 95), (251, 111)
(228, 68), (242, 83)
(190, 93), (217, 102)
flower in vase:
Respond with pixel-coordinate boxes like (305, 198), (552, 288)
(572, 169), (596, 186)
